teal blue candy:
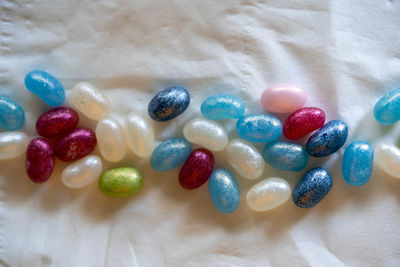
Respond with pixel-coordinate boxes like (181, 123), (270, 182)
(201, 94), (245, 120)
(236, 114), (282, 142)
(150, 138), (192, 172)
(208, 169), (240, 214)
(374, 88), (400, 125)
(262, 141), (308, 172)
(342, 140), (374, 186)
(0, 96), (25, 130)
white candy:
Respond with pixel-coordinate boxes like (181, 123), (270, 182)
(70, 82), (111, 121)
(124, 112), (155, 158)
(61, 155), (103, 188)
(375, 142), (400, 179)
(246, 177), (291, 211)
(183, 118), (228, 151)
(0, 132), (29, 160)
(225, 139), (265, 180)
(96, 118), (126, 162)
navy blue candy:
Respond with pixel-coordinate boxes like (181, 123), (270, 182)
(150, 138), (192, 171)
(374, 88), (400, 125)
(201, 94), (245, 120)
(148, 87), (190, 122)
(208, 168), (240, 214)
(236, 114), (282, 143)
(292, 167), (332, 208)
(0, 96), (25, 130)
(342, 141), (374, 186)
(262, 141), (308, 172)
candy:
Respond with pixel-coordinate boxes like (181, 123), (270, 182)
(262, 141), (308, 172)
(150, 138), (192, 171)
(246, 177), (291, 212)
(26, 137), (55, 183)
(375, 143), (400, 179)
(283, 107), (325, 140)
(148, 86), (190, 122)
(54, 128), (97, 162)
(306, 120), (348, 157)
(183, 118), (228, 151)
(99, 167), (143, 198)
(0, 96), (25, 130)
(61, 155), (103, 188)
(342, 141), (374, 186)
(236, 114), (282, 143)
(208, 169), (240, 214)
(261, 85), (307, 113)
(200, 94), (245, 120)
(0, 132), (29, 160)
(96, 118), (126, 162)
(179, 148), (214, 190)
(373, 88), (400, 125)
(225, 139), (265, 180)
(36, 107), (79, 138)
(292, 167), (332, 208)
(124, 112), (155, 158)
(24, 70), (65, 106)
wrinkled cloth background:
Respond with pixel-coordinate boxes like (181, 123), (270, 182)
(1, 0), (400, 266)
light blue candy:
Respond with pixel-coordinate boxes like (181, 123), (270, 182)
(374, 88), (400, 125)
(342, 140), (374, 186)
(150, 138), (192, 172)
(201, 94), (245, 120)
(0, 96), (25, 130)
(208, 169), (240, 214)
(24, 70), (65, 106)
(262, 141), (308, 172)
(236, 114), (282, 142)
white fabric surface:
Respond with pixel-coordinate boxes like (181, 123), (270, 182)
(1, 0), (400, 266)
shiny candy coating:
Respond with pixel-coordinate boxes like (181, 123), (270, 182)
(99, 167), (143, 198)
(262, 141), (308, 172)
(208, 169), (240, 214)
(201, 94), (245, 120)
(261, 85), (307, 113)
(0, 96), (25, 130)
(375, 143), (400, 179)
(62, 155), (103, 188)
(0, 132), (29, 160)
(179, 148), (214, 190)
(26, 137), (55, 183)
(283, 107), (325, 140)
(150, 138), (192, 172)
(24, 70), (65, 106)
(36, 107), (79, 138)
(124, 112), (155, 158)
(96, 118), (126, 162)
(373, 88), (400, 125)
(54, 128), (97, 162)
(236, 114), (282, 143)
(342, 141), (374, 186)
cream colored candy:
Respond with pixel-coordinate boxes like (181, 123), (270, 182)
(225, 139), (265, 180)
(183, 118), (228, 152)
(375, 143), (400, 179)
(124, 112), (155, 158)
(70, 82), (111, 121)
(0, 131), (29, 160)
(61, 155), (103, 188)
(246, 177), (291, 211)
(96, 118), (126, 162)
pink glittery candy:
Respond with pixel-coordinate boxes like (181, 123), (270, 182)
(36, 107), (79, 138)
(26, 137), (55, 183)
(283, 107), (325, 140)
(261, 85), (307, 113)
(54, 128), (97, 162)
(179, 148), (214, 190)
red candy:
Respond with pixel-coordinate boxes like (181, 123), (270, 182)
(179, 148), (214, 190)
(26, 137), (55, 183)
(283, 107), (325, 140)
(54, 128), (97, 162)
(36, 107), (79, 138)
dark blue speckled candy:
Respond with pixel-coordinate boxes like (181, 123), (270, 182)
(306, 120), (348, 157)
(262, 141), (308, 172)
(148, 87), (190, 122)
(292, 167), (332, 208)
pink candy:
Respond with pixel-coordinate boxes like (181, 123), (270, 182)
(54, 128), (97, 162)
(261, 85), (307, 113)
(26, 137), (55, 183)
(36, 107), (79, 138)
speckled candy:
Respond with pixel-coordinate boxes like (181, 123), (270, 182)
(342, 141), (374, 186)
(283, 107), (325, 140)
(0, 96), (25, 130)
(236, 114), (282, 143)
(62, 155), (103, 188)
(179, 148), (214, 190)
(373, 88), (400, 125)
(26, 137), (55, 183)
(375, 143), (400, 179)
(96, 118), (126, 162)
(262, 141), (308, 172)
(54, 128), (97, 162)
(208, 169), (240, 214)
(36, 107), (79, 138)
(0, 132), (29, 160)
(150, 138), (192, 171)
(261, 85), (307, 113)
(201, 94), (245, 120)
(99, 167), (143, 198)
(148, 87), (190, 122)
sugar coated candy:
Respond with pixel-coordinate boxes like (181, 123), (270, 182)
(201, 94), (245, 120)
(373, 88), (400, 125)
(124, 112), (155, 158)
(54, 128), (97, 162)
(36, 107), (79, 138)
(236, 114), (282, 143)
(179, 148), (214, 190)
(62, 155), (103, 188)
(150, 138), (192, 172)
(375, 143), (400, 179)
(0, 96), (25, 130)
(262, 141), (308, 172)
(96, 118), (126, 162)
(99, 167), (143, 198)
(342, 141), (374, 186)
(261, 85), (307, 113)
(208, 169), (240, 214)
(283, 107), (325, 140)
(0, 132), (29, 160)
(26, 137), (55, 183)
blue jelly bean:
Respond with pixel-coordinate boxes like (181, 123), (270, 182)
(0, 96), (25, 130)
(150, 138), (192, 171)
(306, 120), (348, 157)
(148, 87), (190, 122)
(292, 167), (332, 208)
(342, 141), (374, 186)
(24, 70), (65, 106)
(201, 94), (245, 120)
(208, 168), (240, 214)
(262, 141), (308, 172)
(236, 114), (282, 143)
(373, 88), (400, 125)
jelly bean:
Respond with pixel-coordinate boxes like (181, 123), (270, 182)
(373, 88), (400, 125)
(124, 112), (155, 158)
(99, 167), (143, 198)
(61, 155), (103, 188)
(54, 128), (97, 162)
(183, 118), (228, 151)
(262, 141), (308, 172)
(236, 114), (282, 143)
(283, 107), (325, 140)
(375, 143), (400, 179)
(26, 137), (55, 183)
(96, 118), (126, 162)
(342, 141), (374, 186)
(70, 82), (111, 121)
(246, 177), (291, 212)
(179, 148), (214, 190)
(36, 107), (79, 138)
(148, 86), (190, 122)
(24, 70), (65, 106)
(306, 120), (348, 157)
(0, 132), (29, 160)
(225, 139), (265, 180)
(0, 96), (25, 130)
(292, 167), (332, 208)
(201, 94), (245, 120)
(150, 138), (192, 171)
(208, 169), (240, 214)
(261, 85), (307, 113)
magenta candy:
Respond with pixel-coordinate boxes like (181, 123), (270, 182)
(283, 107), (326, 140)
(179, 148), (214, 190)
(36, 107), (79, 138)
(26, 137), (55, 183)
(54, 128), (97, 162)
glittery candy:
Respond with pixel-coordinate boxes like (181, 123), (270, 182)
(36, 107), (79, 138)
(150, 138), (192, 172)
(373, 88), (400, 125)
(374, 143), (400, 179)
(179, 148), (214, 190)
(201, 94), (245, 120)
(342, 141), (374, 186)
(99, 167), (143, 198)
(95, 118), (126, 162)
(54, 128), (97, 162)
(0, 96), (25, 130)
(124, 112), (155, 158)
(208, 169), (240, 214)
(0, 132), (29, 160)
(26, 137), (55, 183)
(62, 155), (103, 188)
(236, 114), (282, 143)
(261, 85), (307, 113)
(262, 141), (308, 172)
(283, 107), (325, 140)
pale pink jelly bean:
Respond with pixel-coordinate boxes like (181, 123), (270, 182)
(261, 85), (307, 113)
(26, 137), (55, 183)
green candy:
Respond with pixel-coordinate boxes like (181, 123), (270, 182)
(99, 167), (143, 198)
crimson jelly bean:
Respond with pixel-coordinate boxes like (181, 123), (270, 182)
(283, 107), (325, 140)
(26, 137), (55, 183)
(54, 128), (97, 162)
(36, 107), (79, 138)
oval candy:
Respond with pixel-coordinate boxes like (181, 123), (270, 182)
(283, 107), (325, 140)
(208, 169), (240, 214)
(0, 96), (25, 130)
(342, 141), (374, 186)
(150, 138), (192, 172)
(124, 112), (155, 158)
(236, 114), (282, 143)
(62, 155), (103, 188)
(96, 118), (126, 162)
(0, 132), (29, 160)
(179, 148), (214, 190)
(373, 88), (400, 125)
(201, 94), (245, 120)
(54, 128), (97, 162)
(375, 143), (400, 179)
(26, 137), (55, 183)
(99, 167), (143, 198)
(262, 141), (308, 172)
(261, 85), (307, 113)
(36, 107), (79, 138)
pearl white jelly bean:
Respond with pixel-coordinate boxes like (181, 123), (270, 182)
(375, 143), (400, 179)
(225, 139), (265, 180)
(183, 118), (228, 152)
(96, 118), (127, 162)
(61, 155), (103, 188)
(124, 112), (155, 158)
(0, 131), (29, 160)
